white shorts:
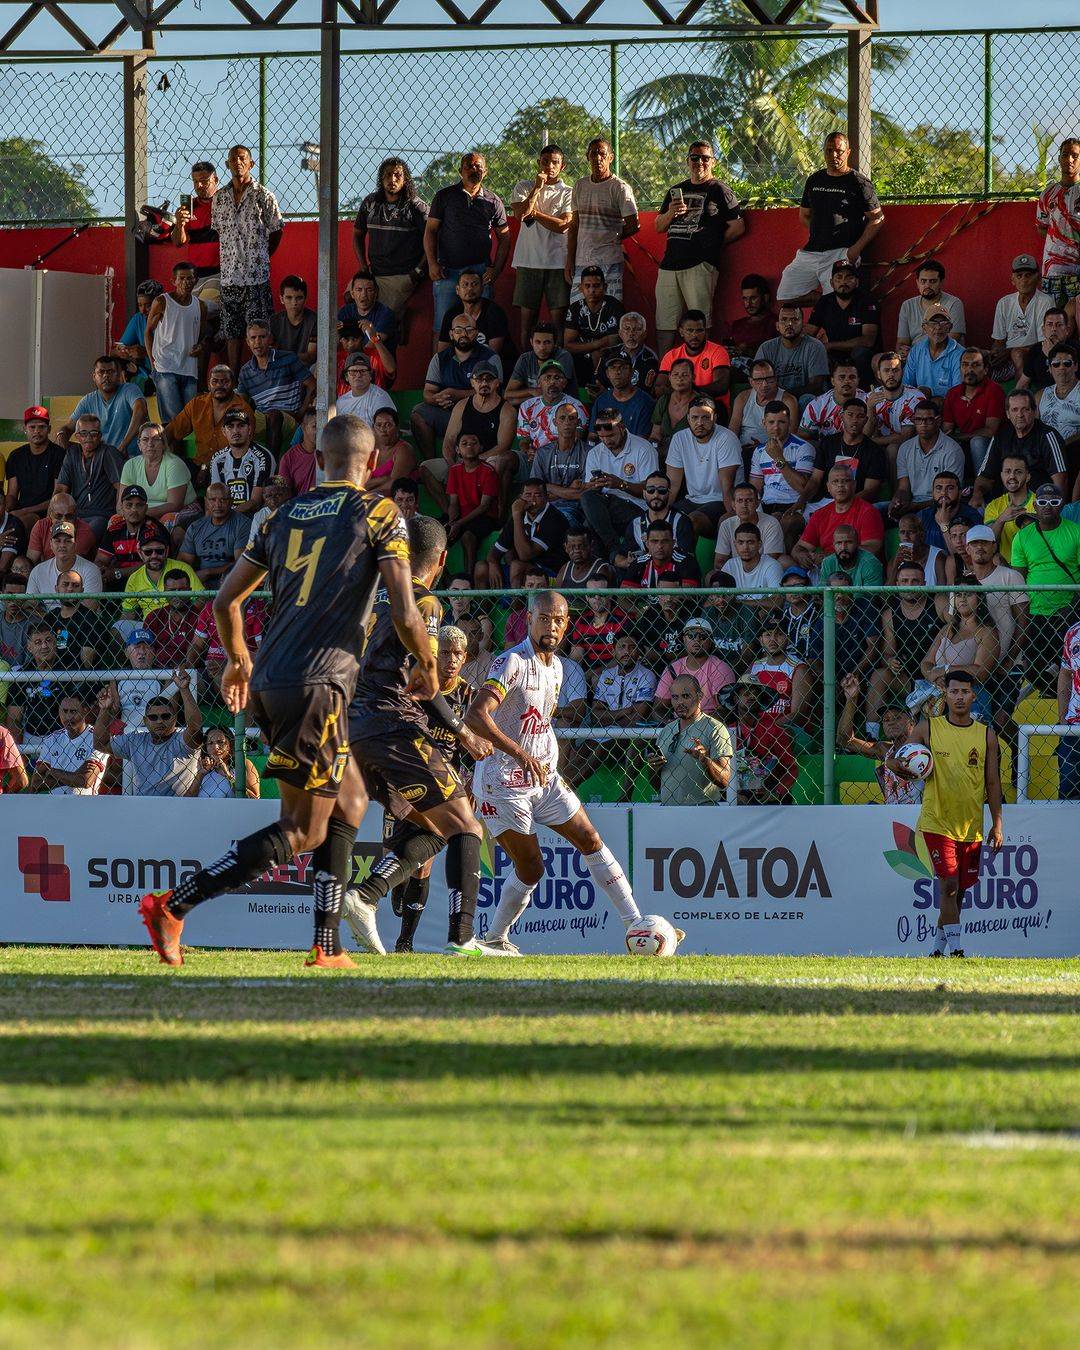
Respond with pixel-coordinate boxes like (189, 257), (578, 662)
(777, 246), (853, 301)
(473, 767), (582, 839)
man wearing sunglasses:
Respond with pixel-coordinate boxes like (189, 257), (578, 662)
(121, 535), (199, 620)
(94, 676), (202, 798)
(654, 141), (744, 356)
(1012, 483), (1080, 695)
(580, 409), (657, 558)
(1035, 342), (1080, 455)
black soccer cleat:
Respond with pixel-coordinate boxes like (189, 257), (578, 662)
(949, 948), (966, 958)
(394, 939), (414, 954)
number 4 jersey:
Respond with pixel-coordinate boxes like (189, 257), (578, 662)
(243, 480), (409, 695)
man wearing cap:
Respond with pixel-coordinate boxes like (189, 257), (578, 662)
(207, 407), (275, 517)
(336, 350), (396, 424)
(165, 364), (253, 468)
(655, 620), (735, 715)
(25, 495), (95, 566)
(890, 401), (966, 517)
(236, 320), (315, 458)
(895, 258), (967, 358)
(581, 410), (658, 557)
(778, 132), (884, 306)
(96, 486), (170, 589)
(4, 407), (66, 532)
(780, 566), (824, 669)
(54, 414), (126, 543)
(656, 309), (731, 408)
(563, 265), (625, 385)
(26, 521), (102, 610)
(1012, 484), (1080, 694)
(973, 388), (1067, 507)
(411, 315), (503, 457)
(178, 482), (248, 589)
(515, 361), (588, 460)
(991, 255), (1055, 384)
(902, 307), (964, 399)
(589, 350), (654, 438)
(665, 395), (742, 536)
(122, 537), (199, 620)
(807, 261), (879, 386)
(55, 355), (147, 457)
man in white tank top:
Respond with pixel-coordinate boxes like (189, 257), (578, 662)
(146, 262), (207, 426)
(465, 590), (682, 955)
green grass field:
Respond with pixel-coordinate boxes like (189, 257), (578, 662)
(0, 950), (1077, 1347)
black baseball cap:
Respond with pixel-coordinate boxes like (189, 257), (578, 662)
(222, 408), (251, 425)
(121, 485), (148, 502)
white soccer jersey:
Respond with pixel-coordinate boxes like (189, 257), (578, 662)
(35, 726), (107, 795)
(480, 637), (562, 788)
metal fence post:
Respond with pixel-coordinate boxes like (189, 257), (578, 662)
(122, 50), (150, 307)
(982, 32), (994, 196)
(609, 42), (620, 177)
(233, 710), (246, 797)
(315, 5), (341, 427)
(258, 55), (268, 182)
(822, 587), (837, 806)
(846, 27), (873, 176)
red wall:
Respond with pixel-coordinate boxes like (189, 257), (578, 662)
(0, 201), (1039, 393)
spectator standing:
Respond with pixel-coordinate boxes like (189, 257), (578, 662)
(597, 312), (658, 394)
(96, 487), (169, 588)
(236, 320), (314, 458)
(94, 680), (202, 797)
(973, 389), (1068, 505)
(56, 357), (146, 458)
(4, 407), (66, 532)
(755, 306), (829, 402)
(794, 463), (884, 568)
(208, 408), (275, 516)
(411, 318), (502, 457)
(580, 410), (657, 556)
(510, 145), (573, 347)
(27, 495), (96, 564)
(777, 132), (884, 304)
(653, 141), (743, 354)
(165, 364), (253, 468)
(26, 522), (102, 606)
(178, 483), (248, 588)
(867, 561), (941, 727)
(891, 402), (966, 517)
(504, 323), (575, 404)
(665, 395), (742, 535)
(171, 160), (221, 306)
(895, 259), (967, 355)
(942, 349), (1006, 477)
(1011, 484), (1080, 693)
(563, 266), (625, 385)
(529, 403), (592, 529)
(1036, 138), (1080, 309)
(336, 352), (396, 424)
(425, 152), (510, 336)
(118, 422), (198, 525)
(30, 694), (105, 794)
(982, 456), (1035, 564)
(712, 482), (784, 570)
(353, 157), (430, 325)
(720, 273), (777, 371)
(656, 310), (731, 407)
(55, 416), (125, 542)
(590, 351), (654, 438)
(990, 254), (1054, 384)
(728, 360), (799, 452)
(145, 262), (206, 425)
(565, 137), (639, 300)
(269, 275), (317, 366)
(806, 260), (879, 385)
(902, 307), (964, 398)
(211, 145), (283, 376)
(655, 620), (736, 714)
(436, 268), (510, 356)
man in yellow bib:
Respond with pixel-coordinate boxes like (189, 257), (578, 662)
(888, 670), (1004, 957)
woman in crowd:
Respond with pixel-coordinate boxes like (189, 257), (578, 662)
(649, 356), (695, 452)
(921, 590), (1000, 720)
(187, 725), (260, 799)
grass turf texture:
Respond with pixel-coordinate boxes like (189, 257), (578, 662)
(0, 951), (1077, 1347)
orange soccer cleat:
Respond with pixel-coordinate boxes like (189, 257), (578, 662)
(138, 890), (185, 966)
(304, 945), (356, 969)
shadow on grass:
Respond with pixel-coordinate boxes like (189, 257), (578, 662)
(1, 974), (1078, 1021)
(1, 1029), (1076, 1086)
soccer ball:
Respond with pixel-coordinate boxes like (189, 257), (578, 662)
(894, 742), (934, 781)
(625, 914), (681, 956)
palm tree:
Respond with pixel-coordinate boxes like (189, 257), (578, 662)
(624, 0), (907, 198)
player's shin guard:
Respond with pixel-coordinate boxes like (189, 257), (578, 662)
(396, 874), (430, 951)
(310, 816), (356, 958)
(167, 823), (293, 918)
(353, 822), (445, 905)
(583, 845), (640, 924)
(487, 872), (535, 942)
(446, 831), (482, 945)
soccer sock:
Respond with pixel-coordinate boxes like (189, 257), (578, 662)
(168, 823), (292, 918)
(352, 823), (445, 905)
(446, 832), (483, 945)
(933, 925), (948, 953)
(487, 872), (535, 942)
(944, 923), (963, 951)
(310, 816), (356, 957)
(396, 875), (430, 951)
(583, 845), (640, 925)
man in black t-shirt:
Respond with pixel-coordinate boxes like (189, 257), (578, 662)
(809, 399), (888, 503)
(564, 266), (625, 385)
(778, 133), (884, 306)
(654, 140), (744, 353)
(436, 268), (511, 356)
(5, 406), (67, 532)
(477, 480), (570, 587)
(807, 261), (880, 385)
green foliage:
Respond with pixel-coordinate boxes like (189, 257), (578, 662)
(0, 136), (95, 222)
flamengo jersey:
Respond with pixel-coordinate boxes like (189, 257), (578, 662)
(1036, 182), (1080, 274)
(480, 636), (562, 787)
(803, 387), (867, 437)
(1062, 620), (1080, 724)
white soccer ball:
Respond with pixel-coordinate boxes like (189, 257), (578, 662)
(895, 742), (935, 781)
(625, 914), (681, 957)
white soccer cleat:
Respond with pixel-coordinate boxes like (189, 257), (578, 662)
(343, 889), (386, 955)
(475, 936), (522, 956)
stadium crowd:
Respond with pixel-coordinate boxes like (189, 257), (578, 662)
(3, 132), (1080, 805)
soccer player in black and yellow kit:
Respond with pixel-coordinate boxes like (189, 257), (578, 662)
(138, 414), (438, 968)
(888, 669), (1004, 957)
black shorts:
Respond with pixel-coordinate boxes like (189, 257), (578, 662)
(349, 710), (465, 820)
(251, 684), (350, 797)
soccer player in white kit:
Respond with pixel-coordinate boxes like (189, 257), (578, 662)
(465, 589), (665, 954)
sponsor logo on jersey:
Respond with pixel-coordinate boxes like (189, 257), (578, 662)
(267, 749), (299, 770)
(520, 705), (549, 736)
(401, 784), (427, 802)
(288, 491), (347, 522)
(479, 801), (499, 817)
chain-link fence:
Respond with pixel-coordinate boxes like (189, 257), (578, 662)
(0, 27), (1074, 226)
